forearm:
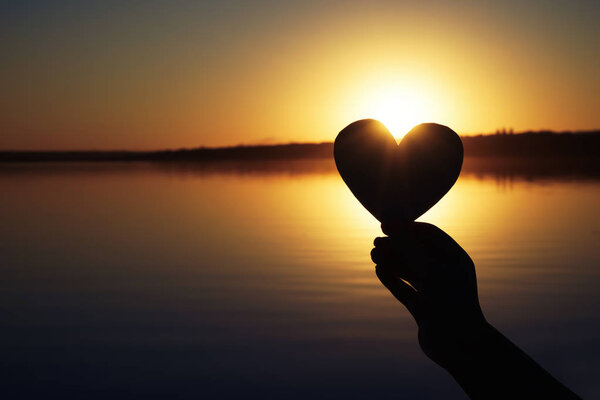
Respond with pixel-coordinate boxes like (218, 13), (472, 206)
(438, 322), (580, 399)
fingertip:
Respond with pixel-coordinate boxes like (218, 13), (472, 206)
(373, 236), (388, 246)
(370, 247), (380, 263)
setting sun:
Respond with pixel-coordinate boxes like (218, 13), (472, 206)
(346, 78), (439, 141)
(368, 90), (430, 140)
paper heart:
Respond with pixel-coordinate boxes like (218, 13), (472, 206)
(334, 119), (463, 223)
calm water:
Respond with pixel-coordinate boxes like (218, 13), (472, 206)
(1, 160), (599, 399)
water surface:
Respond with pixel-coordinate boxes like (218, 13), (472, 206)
(1, 160), (599, 399)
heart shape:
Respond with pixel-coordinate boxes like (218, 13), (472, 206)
(334, 119), (463, 223)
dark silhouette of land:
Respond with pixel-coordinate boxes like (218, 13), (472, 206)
(1, 130), (599, 162)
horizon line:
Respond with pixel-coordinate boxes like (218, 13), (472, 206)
(1, 129), (599, 153)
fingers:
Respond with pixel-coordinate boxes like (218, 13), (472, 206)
(375, 264), (419, 320)
(371, 236), (427, 289)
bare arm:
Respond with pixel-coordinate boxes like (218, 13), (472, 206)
(371, 222), (580, 399)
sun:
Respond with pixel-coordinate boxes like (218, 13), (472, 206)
(373, 94), (425, 139)
(367, 89), (430, 140)
(347, 79), (435, 141)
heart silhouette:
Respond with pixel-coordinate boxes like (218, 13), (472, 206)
(334, 119), (463, 223)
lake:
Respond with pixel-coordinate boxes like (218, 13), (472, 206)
(1, 159), (599, 399)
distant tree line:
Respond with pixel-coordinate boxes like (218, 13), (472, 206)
(1, 131), (599, 162)
(461, 130), (600, 157)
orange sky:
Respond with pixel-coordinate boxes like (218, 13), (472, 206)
(1, 1), (599, 150)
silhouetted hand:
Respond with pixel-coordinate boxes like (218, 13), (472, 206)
(371, 222), (581, 399)
(371, 222), (486, 368)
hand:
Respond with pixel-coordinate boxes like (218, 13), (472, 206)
(372, 222), (581, 399)
(371, 222), (488, 368)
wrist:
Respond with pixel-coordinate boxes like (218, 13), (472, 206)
(419, 317), (494, 370)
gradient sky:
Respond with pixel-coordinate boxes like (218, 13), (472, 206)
(1, 0), (599, 150)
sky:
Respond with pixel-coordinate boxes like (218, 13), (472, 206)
(1, 0), (599, 150)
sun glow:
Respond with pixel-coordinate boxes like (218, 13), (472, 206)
(366, 88), (432, 140)
(345, 78), (439, 141)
